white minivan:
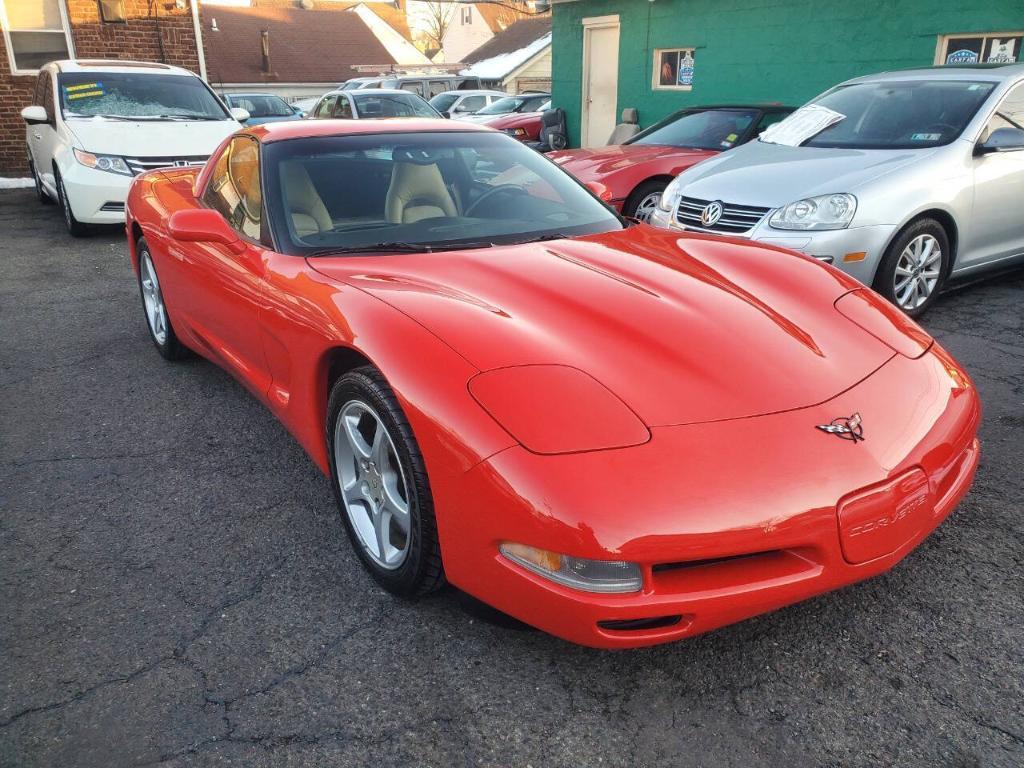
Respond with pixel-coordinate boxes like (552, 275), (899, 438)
(21, 60), (248, 236)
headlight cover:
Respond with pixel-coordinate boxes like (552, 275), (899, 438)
(656, 175), (685, 212)
(500, 542), (643, 593)
(73, 148), (132, 176)
(769, 193), (857, 231)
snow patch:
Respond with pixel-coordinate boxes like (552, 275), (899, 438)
(0, 178), (34, 190)
(460, 33), (551, 80)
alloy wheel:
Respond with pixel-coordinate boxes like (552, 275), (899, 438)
(139, 251), (168, 345)
(893, 234), (942, 311)
(632, 192), (662, 223)
(334, 401), (411, 570)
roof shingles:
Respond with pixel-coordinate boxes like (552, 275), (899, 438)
(203, 5), (397, 85)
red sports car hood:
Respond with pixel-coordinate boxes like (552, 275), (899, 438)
(309, 228), (894, 427)
(549, 144), (715, 181)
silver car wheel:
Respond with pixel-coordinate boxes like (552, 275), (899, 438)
(893, 234), (942, 311)
(632, 192), (662, 223)
(139, 250), (168, 345)
(334, 400), (411, 570)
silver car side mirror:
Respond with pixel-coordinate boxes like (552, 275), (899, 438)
(975, 127), (1024, 155)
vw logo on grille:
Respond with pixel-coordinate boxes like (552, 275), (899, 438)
(701, 201), (724, 227)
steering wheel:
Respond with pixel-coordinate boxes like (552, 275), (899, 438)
(464, 184), (528, 217)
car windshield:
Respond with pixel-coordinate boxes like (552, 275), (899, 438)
(429, 93), (460, 112)
(796, 80), (997, 149)
(58, 72), (228, 120)
(352, 92), (438, 118)
(263, 131), (622, 256)
(629, 108), (760, 149)
(476, 96), (546, 116)
(230, 94), (293, 118)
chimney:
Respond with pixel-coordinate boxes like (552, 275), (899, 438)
(260, 29), (271, 74)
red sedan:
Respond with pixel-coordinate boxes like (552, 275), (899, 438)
(550, 104), (794, 222)
(126, 119), (979, 648)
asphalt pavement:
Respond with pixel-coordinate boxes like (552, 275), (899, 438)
(1, 188), (1022, 767)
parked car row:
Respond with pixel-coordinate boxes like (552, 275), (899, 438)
(555, 64), (1024, 317)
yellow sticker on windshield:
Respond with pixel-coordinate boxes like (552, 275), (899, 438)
(65, 82), (101, 92)
(726, 133), (738, 142)
(68, 90), (104, 100)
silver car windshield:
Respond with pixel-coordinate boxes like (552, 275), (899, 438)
(351, 93), (438, 118)
(797, 80), (996, 149)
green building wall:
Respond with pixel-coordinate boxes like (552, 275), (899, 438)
(551, 0), (1024, 146)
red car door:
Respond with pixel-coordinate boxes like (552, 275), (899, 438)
(177, 135), (273, 400)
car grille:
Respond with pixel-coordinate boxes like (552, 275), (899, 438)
(675, 196), (771, 235)
(124, 155), (209, 176)
(99, 201), (125, 212)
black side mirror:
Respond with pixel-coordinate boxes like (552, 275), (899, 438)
(975, 127), (1024, 155)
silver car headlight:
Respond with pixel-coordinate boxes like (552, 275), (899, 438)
(73, 148), (132, 176)
(500, 542), (643, 593)
(769, 193), (857, 231)
(657, 175), (685, 212)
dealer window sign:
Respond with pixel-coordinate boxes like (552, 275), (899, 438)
(654, 48), (696, 91)
(937, 33), (1022, 65)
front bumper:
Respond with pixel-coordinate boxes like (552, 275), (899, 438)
(442, 345), (980, 648)
(59, 162), (132, 224)
(648, 207), (897, 287)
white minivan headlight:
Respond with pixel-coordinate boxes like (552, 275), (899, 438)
(73, 149), (132, 176)
(769, 193), (857, 231)
(657, 175), (685, 212)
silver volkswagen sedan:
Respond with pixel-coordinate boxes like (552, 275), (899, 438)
(649, 64), (1024, 316)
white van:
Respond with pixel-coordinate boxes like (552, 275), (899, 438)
(21, 60), (248, 236)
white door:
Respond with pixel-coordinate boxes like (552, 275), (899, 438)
(581, 17), (619, 148)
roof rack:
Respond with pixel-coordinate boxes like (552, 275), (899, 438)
(350, 63), (468, 74)
(73, 60), (173, 69)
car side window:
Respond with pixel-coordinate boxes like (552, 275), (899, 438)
(428, 80), (447, 98)
(983, 82), (1024, 138)
(334, 95), (353, 119)
(42, 73), (55, 123)
(460, 95), (485, 112)
(203, 136), (262, 240)
(754, 111), (788, 136)
(314, 95), (337, 119)
(400, 82), (424, 97)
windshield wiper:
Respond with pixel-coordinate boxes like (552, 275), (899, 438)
(159, 114), (224, 121)
(509, 233), (570, 245)
(307, 240), (497, 257)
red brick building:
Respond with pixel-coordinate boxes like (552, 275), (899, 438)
(0, 0), (205, 176)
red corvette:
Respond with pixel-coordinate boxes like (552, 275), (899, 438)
(125, 119), (980, 648)
(550, 105), (794, 222)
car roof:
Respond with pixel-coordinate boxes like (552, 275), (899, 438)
(433, 90), (506, 96)
(330, 88), (423, 96)
(225, 92), (288, 98)
(51, 59), (194, 76)
(249, 118), (492, 143)
(844, 63), (1024, 85)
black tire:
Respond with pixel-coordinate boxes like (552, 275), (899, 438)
(29, 153), (52, 204)
(55, 169), (89, 237)
(136, 238), (189, 361)
(873, 218), (950, 318)
(623, 179), (668, 223)
(327, 366), (444, 598)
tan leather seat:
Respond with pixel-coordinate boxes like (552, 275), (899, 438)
(385, 162), (457, 224)
(281, 162), (332, 237)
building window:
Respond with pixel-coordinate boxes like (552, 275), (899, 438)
(0, 0), (74, 74)
(461, 6), (472, 25)
(98, 0), (126, 24)
(653, 48), (695, 91)
(936, 32), (1022, 65)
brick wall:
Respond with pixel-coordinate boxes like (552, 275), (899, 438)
(0, 0), (204, 176)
